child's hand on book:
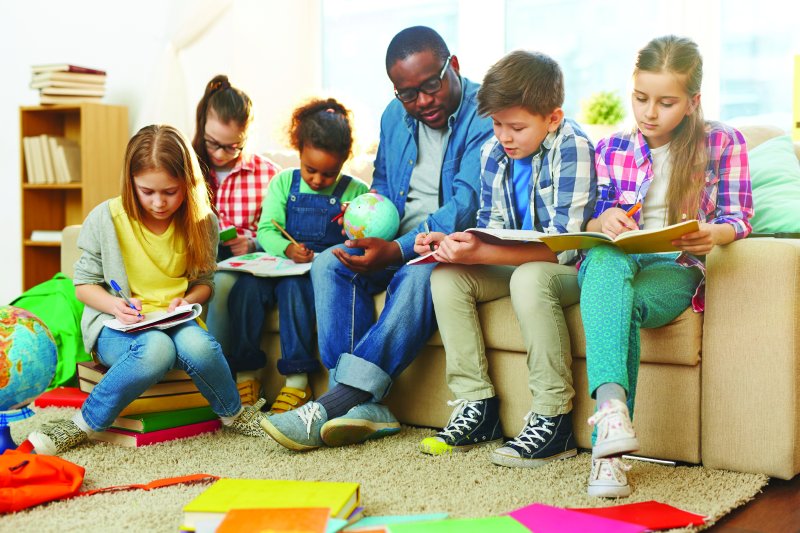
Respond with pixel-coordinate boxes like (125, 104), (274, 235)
(435, 232), (484, 264)
(286, 243), (314, 263)
(112, 297), (143, 324)
(168, 297), (191, 312)
(597, 207), (639, 238)
(672, 222), (716, 256)
(414, 231), (445, 255)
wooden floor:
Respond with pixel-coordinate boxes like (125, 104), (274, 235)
(708, 474), (800, 532)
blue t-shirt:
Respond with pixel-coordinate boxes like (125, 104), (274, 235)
(512, 157), (533, 230)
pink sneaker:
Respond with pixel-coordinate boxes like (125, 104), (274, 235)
(588, 399), (639, 458)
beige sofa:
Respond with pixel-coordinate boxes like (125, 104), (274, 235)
(61, 125), (800, 480)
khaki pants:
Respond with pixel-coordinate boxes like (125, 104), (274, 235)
(430, 262), (580, 416)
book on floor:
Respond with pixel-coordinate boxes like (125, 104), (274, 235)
(33, 386), (87, 408)
(102, 303), (202, 333)
(216, 507), (330, 533)
(110, 405), (217, 433)
(464, 219), (701, 255)
(89, 418), (221, 447)
(217, 252), (312, 277)
(182, 478), (361, 529)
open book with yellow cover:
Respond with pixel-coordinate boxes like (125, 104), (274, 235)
(465, 219), (700, 255)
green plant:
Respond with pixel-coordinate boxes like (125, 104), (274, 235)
(581, 91), (626, 125)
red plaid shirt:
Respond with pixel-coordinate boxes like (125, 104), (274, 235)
(211, 153), (280, 238)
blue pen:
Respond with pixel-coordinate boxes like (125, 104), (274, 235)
(109, 279), (143, 318)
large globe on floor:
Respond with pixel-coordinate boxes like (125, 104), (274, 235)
(0, 306), (57, 411)
(343, 193), (400, 241)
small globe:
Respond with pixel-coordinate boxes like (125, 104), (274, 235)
(0, 306), (57, 411)
(343, 192), (400, 241)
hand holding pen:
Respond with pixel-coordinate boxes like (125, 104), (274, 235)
(109, 279), (143, 322)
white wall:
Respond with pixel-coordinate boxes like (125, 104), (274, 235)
(1, 0), (322, 303)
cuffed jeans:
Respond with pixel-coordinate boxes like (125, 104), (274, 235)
(311, 244), (438, 401)
(80, 321), (241, 432)
(431, 262), (580, 416)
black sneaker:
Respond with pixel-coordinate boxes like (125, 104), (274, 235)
(418, 397), (503, 455)
(491, 411), (577, 468)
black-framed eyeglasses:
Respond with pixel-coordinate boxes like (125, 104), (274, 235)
(394, 55), (452, 103)
(204, 137), (244, 156)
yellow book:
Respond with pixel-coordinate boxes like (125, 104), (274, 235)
(182, 478), (361, 529)
(118, 380), (256, 416)
(465, 219), (700, 255)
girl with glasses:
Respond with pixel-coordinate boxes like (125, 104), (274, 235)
(193, 75), (280, 367)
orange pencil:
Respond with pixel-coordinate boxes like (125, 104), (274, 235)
(625, 202), (642, 218)
(271, 219), (301, 247)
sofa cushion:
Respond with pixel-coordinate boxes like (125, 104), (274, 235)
(271, 293), (702, 367)
(748, 135), (800, 234)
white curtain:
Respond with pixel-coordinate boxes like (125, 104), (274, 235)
(136, 0), (234, 134)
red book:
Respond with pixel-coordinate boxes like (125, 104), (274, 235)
(89, 419), (221, 447)
(31, 63), (106, 75)
(33, 386), (88, 408)
(569, 501), (706, 530)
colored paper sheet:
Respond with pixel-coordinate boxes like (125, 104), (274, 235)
(509, 503), (646, 533)
(345, 513), (449, 531)
(389, 516), (529, 533)
(326, 518), (349, 533)
(569, 500), (706, 529)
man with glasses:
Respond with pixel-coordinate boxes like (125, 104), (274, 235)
(262, 26), (493, 450)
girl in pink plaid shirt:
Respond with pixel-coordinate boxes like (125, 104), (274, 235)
(193, 75), (280, 361)
(580, 36), (753, 498)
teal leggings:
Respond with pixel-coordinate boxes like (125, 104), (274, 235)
(578, 246), (703, 417)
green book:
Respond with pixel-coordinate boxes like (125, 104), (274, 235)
(110, 405), (217, 433)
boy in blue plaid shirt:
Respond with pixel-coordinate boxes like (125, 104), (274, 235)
(415, 50), (596, 467)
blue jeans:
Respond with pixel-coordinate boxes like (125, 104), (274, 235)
(80, 321), (241, 431)
(311, 244), (438, 401)
(227, 274), (321, 375)
(205, 270), (241, 357)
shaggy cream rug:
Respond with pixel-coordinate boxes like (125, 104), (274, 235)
(6, 407), (768, 532)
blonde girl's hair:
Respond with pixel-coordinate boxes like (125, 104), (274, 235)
(191, 74), (254, 183)
(122, 124), (216, 279)
(635, 35), (707, 224)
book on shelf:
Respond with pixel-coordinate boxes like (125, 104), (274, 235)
(40, 86), (106, 97)
(89, 418), (221, 447)
(30, 78), (107, 90)
(110, 405), (217, 433)
(217, 252), (312, 277)
(39, 94), (103, 105)
(182, 478), (361, 529)
(49, 136), (81, 183)
(77, 360), (190, 383)
(31, 63), (106, 75)
(31, 71), (107, 86)
(22, 137), (36, 183)
(102, 303), (203, 333)
(38, 134), (57, 183)
(29, 230), (63, 243)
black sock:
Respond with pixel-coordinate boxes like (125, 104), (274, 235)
(317, 384), (371, 419)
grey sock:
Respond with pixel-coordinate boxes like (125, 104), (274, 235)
(596, 382), (627, 409)
(317, 384), (371, 419)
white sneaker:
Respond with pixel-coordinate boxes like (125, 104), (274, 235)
(588, 457), (632, 498)
(588, 399), (639, 458)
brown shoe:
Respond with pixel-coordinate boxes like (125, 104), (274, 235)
(269, 385), (313, 414)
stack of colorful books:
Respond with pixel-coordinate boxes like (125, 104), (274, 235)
(33, 361), (259, 448)
(29, 63), (106, 105)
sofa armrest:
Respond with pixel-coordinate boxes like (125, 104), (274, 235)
(60, 225), (82, 278)
(702, 237), (800, 478)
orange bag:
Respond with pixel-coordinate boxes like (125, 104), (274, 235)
(0, 441), (84, 513)
(1, 440), (218, 513)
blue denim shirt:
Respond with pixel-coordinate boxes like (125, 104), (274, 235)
(371, 77), (494, 260)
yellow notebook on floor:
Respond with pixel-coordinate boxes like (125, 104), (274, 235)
(182, 478), (361, 529)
